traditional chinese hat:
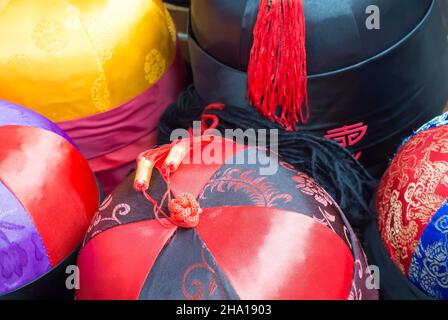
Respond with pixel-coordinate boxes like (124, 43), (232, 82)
(0, 101), (99, 299)
(160, 0), (448, 178)
(375, 113), (448, 299)
(0, 0), (186, 194)
(76, 135), (378, 300)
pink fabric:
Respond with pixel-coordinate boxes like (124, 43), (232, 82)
(58, 46), (186, 160)
(89, 130), (158, 195)
(58, 45), (186, 194)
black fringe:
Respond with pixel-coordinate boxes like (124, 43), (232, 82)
(158, 85), (377, 232)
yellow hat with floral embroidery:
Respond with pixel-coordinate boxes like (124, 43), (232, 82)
(0, 0), (176, 122)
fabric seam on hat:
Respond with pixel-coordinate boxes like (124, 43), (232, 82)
(0, 176), (52, 267)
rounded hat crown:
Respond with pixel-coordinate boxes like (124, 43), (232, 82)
(377, 113), (448, 299)
(76, 136), (377, 300)
(0, 100), (99, 296)
(191, 0), (432, 74)
(0, 0), (176, 122)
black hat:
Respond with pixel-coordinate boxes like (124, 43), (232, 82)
(164, 0), (190, 7)
(159, 0), (448, 231)
(187, 0), (448, 178)
(158, 1), (447, 300)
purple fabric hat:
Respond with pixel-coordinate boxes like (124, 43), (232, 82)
(0, 100), (76, 148)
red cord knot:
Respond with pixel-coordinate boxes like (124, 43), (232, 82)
(168, 193), (201, 228)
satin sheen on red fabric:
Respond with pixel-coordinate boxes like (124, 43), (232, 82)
(196, 206), (354, 300)
(77, 136), (368, 299)
(0, 126), (99, 266)
(169, 137), (246, 198)
(377, 125), (448, 274)
(76, 220), (177, 300)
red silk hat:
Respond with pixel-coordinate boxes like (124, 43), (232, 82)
(377, 113), (448, 299)
(0, 101), (99, 298)
(76, 135), (378, 300)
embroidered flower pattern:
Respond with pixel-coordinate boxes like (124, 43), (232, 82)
(182, 245), (225, 300)
(32, 19), (68, 52)
(292, 172), (333, 207)
(0, 243), (27, 279)
(200, 168), (292, 207)
(0, 221), (27, 280)
(91, 73), (111, 112)
(144, 49), (166, 86)
(84, 195), (131, 245)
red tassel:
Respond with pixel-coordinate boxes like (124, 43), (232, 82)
(247, 0), (309, 131)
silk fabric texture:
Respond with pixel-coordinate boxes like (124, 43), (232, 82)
(76, 137), (378, 300)
(0, 101), (99, 296)
(188, 0), (448, 178)
(0, 0), (185, 193)
(0, 0), (176, 122)
(377, 113), (448, 299)
(58, 46), (186, 194)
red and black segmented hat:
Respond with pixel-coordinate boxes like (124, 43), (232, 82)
(164, 0), (448, 178)
(0, 101), (99, 299)
(76, 136), (378, 300)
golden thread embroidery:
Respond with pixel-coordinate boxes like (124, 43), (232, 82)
(144, 49), (166, 86)
(91, 73), (111, 112)
(163, 6), (177, 45)
(378, 128), (448, 272)
(32, 20), (68, 52)
(81, 12), (115, 64)
(404, 160), (448, 221)
(75, 5), (115, 114)
(383, 190), (419, 273)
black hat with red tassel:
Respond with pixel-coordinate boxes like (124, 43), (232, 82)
(157, 0), (448, 299)
(247, 0), (309, 131)
(164, 0), (448, 178)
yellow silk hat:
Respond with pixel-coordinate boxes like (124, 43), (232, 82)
(0, 0), (176, 122)
(0, 0), (186, 195)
